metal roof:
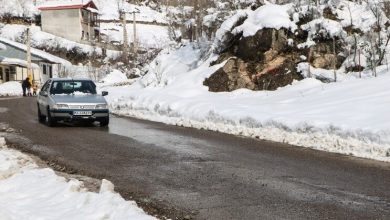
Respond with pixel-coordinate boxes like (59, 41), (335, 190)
(38, 0), (98, 11)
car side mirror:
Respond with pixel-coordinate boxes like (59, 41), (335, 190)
(40, 91), (48, 97)
(102, 91), (108, 96)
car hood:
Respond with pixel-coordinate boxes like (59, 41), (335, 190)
(51, 94), (107, 104)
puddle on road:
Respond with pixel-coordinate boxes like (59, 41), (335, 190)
(0, 107), (8, 113)
(107, 117), (212, 156)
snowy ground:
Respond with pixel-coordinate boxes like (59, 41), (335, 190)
(0, 137), (156, 220)
(99, 45), (390, 162)
(100, 23), (171, 49)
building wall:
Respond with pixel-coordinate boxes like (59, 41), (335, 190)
(41, 9), (82, 42)
(81, 9), (98, 40)
(0, 65), (40, 84)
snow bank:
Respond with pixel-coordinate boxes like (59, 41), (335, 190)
(102, 45), (390, 162)
(0, 82), (22, 97)
(233, 3), (297, 37)
(0, 137), (156, 220)
(100, 69), (128, 84)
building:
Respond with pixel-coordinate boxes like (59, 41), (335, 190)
(0, 37), (71, 84)
(38, 0), (100, 43)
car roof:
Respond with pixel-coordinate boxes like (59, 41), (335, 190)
(50, 78), (93, 82)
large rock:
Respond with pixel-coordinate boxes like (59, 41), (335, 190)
(253, 56), (303, 91)
(312, 54), (336, 69)
(236, 28), (288, 62)
(205, 27), (301, 92)
(204, 55), (302, 92)
(204, 57), (255, 92)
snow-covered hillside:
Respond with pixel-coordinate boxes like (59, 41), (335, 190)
(0, 0), (167, 23)
(100, 44), (390, 162)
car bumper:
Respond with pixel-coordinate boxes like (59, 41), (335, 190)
(50, 109), (109, 120)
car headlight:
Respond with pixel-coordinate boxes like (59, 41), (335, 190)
(95, 104), (108, 109)
(53, 104), (69, 109)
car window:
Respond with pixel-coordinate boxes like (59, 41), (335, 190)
(50, 81), (97, 95)
(41, 81), (50, 92)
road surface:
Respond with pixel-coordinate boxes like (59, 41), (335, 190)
(0, 97), (389, 220)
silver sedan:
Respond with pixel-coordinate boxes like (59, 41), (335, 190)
(37, 78), (109, 127)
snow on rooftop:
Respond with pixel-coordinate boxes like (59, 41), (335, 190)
(233, 3), (297, 37)
(86, 7), (98, 13)
(0, 37), (71, 66)
(0, 57), (40, 69)
(0, 43), (5, 50)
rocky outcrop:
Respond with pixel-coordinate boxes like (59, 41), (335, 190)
(204, 57), (255, 92)
(205, 28), (303, 91)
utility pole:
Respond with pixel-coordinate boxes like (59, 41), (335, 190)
(333, 37), (337, 82)
(122, 10), (128, 61)
(130, 7), (140, 67)
(26, 27), (33, 84)
(133, 11), (137, 56)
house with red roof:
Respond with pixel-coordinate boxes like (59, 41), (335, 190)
(38, 0), (100, 42)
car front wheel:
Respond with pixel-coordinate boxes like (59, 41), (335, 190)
(47, 107), (57, 127)
(37, 104), (46, 123)
(100, 117), (109, 127)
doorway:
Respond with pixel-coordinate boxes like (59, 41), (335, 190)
(5, 68), (10, 81)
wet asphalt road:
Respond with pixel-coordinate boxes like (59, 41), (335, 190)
(0, 97), (390, 220)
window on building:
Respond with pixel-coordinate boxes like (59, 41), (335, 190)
(86, 32), (89, 40)
(82, 31), (85, 39)
(0, 67), (3, 80)
(10, 66), (16, 75)
(49, 66), (53, 78)
(42, 64), (47, 75)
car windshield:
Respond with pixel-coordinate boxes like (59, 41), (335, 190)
(50, 80), (97, 95)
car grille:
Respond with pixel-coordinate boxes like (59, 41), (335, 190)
(68, 104), (96, 109)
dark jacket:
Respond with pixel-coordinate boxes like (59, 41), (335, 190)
(22, 79), (31, 88)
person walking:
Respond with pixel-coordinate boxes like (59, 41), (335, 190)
(22, 77), (30, 97)
(32, 82), (38, 96)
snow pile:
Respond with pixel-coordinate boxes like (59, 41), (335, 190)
(102, 45), (390, 162)
(233, 3), (297, 37)
(100, 69), (128, 84)
(0, 137), (157, 220)
(0, 82), (23, 97)
(301, 18), (346, 38)
(213, 10), (248, 52)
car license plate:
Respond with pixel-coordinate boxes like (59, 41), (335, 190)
(73, 111), (92, 116)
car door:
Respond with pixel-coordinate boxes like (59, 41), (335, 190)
(38, 80), (51, 116)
